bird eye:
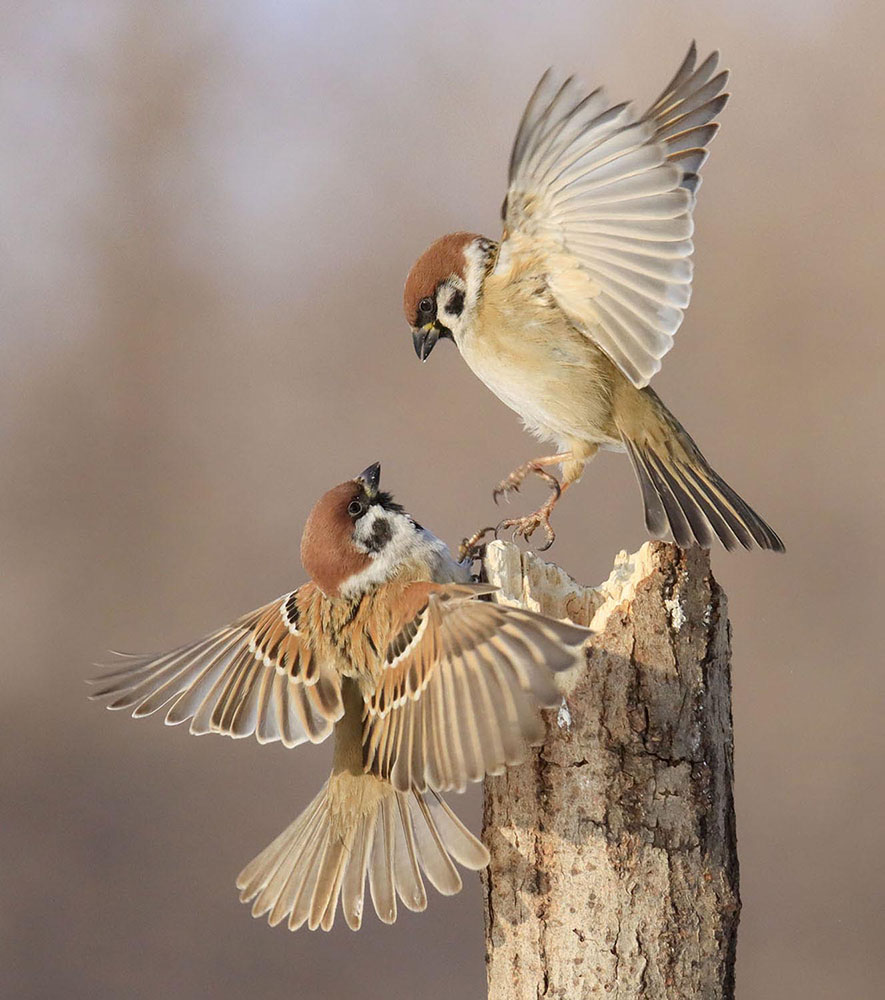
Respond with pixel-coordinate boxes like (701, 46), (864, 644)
(348, 500), (364, 517)
(418, 296), (434, 315)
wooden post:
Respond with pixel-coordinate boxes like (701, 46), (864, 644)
(481, 540), (739, 999)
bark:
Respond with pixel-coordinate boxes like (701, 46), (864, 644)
(481, 540), (739, 1000)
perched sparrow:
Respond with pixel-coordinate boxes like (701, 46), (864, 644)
(404, 43), (783, 553)
(90, 463), (588, 932)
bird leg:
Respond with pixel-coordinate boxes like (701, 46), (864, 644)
(495, 479), (569, 552)
(457, 526), (497, 564)
(458, 451), (572, 561)
(492, 453), (573, 505)
(492, 449), (596, 551)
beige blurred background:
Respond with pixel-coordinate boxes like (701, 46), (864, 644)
(2, 1), (883, 997)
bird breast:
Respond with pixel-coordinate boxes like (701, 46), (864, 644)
(458, 280), (617, 444)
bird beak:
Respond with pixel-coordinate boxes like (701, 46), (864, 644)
(356, 461), (381, 497)
(412, 322), (440, 362)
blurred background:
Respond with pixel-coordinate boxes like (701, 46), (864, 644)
(2, 1), (882, 997)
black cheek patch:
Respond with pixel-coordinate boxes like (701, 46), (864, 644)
(366, 518), (393, 553)
(447, 290), (465, 316)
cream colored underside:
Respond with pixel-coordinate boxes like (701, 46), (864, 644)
(459, 273), (625, 456)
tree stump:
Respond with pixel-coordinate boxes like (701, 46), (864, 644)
(481, 540), (739, 999)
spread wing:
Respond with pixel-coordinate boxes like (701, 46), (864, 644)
(499, 42), (728, 387)
(89, 586), (343, 748)
(362, 583), (589, 793)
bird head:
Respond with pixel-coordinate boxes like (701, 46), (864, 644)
(403, 232), (496, 361)
(300, 463), (437, 599)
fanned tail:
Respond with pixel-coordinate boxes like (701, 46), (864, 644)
(620, 387), (784, 552)
(236, 772), (488, 932)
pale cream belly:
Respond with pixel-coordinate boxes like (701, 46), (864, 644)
(459, 330), (620, 449)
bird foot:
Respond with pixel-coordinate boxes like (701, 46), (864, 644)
(495, 494), (559, 552)
(457, 526), (496, 564)
(493, 461), (562, 505)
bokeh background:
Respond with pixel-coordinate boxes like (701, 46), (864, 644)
(2, 2), (882, 997)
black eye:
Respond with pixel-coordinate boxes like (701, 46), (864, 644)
(418, 296), (434, 315)
(348, 500), (364, 517)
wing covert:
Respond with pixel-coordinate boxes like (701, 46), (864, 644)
(363, 584), (589, 793)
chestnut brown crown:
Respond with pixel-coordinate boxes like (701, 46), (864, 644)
(402, 232), (481, 327)
(300, 463), (385, 597)
(300, 481), (367, 598)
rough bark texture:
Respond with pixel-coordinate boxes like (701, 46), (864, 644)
(481, 540), (739, 1000)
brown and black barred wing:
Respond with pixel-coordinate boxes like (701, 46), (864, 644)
(89, 586), (343, 747)
(363, 583), (589, 793)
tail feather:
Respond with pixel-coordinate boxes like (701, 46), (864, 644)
(340, 811), (374, 929)
(407, 794), (460, 895)
(368, 798), (397, 922)
(236, 773), (488, 932)
(621, 390), (784, 552)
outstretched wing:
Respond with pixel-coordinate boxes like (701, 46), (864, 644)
(498, 42), (728, 387)
(89, 586), (343, 748)
(363, 582), (589, 793)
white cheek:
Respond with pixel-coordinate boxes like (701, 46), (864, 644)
(462, 241), (488, 308)
(440, 311), (467, 342)
(352, 507), (387, 551)
(339, 511), (417, 598)
(444, 240), (489, 343)
(438, 285), (466, 336)
(337, 510), (469, 598)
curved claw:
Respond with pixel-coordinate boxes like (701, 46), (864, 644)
(494, 499), (558, 552)
(494, 517), (514, 542)
(535, 527), (555, 552)
(493, 462), (562, 507)
(492, 479), (523, 506)
(542, 473), (562, 501)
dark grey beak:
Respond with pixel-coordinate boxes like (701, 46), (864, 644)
(356, 461), (381, 497)
(412, 325), (439, 362)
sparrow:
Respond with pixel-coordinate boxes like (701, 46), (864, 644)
(89, 463), (588, 932)
(404, 43), (783, 553)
